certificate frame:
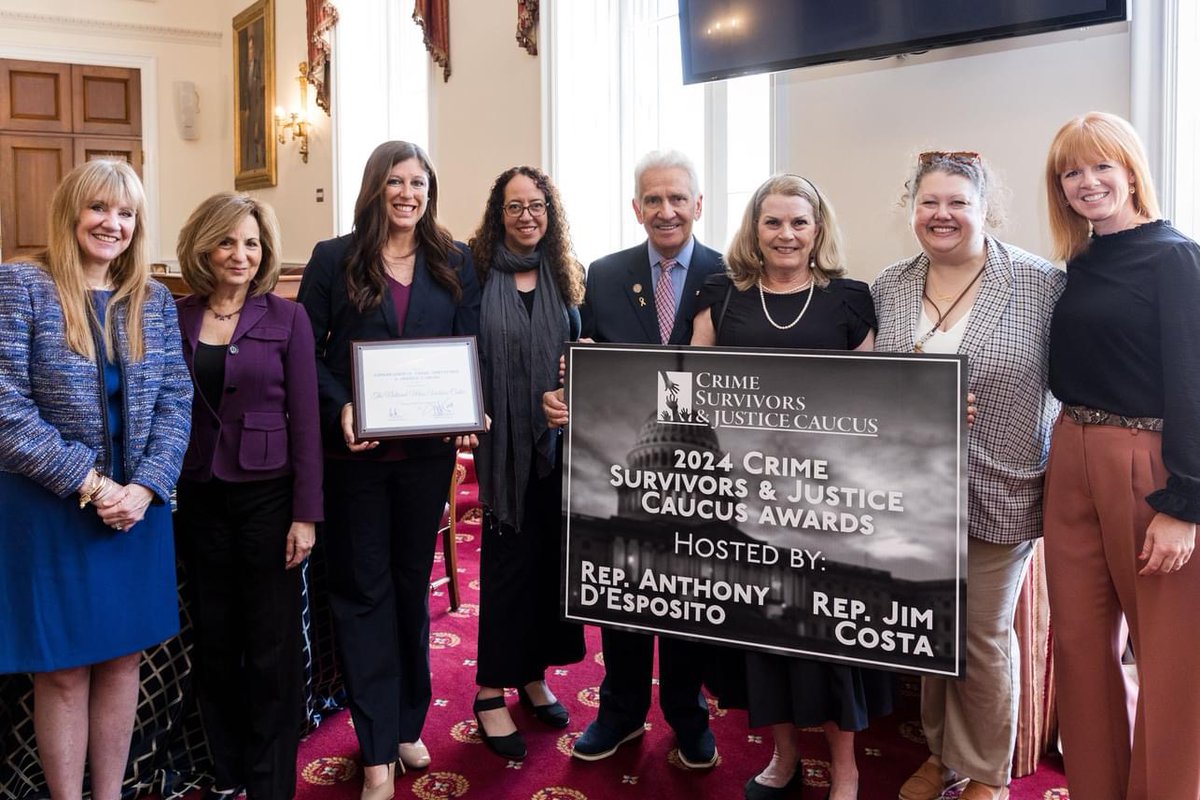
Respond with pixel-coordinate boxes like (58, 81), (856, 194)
(350, 336), (486, 440)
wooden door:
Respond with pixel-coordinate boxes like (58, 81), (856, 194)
(71, 65), (141, 136)
(0, 59), (142, 262)
(0, 60), (72, 133)
(0, 135), (73, 259)
(74, 137), (143, 177)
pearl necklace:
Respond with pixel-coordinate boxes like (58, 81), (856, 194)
(758, 278), (814, 330)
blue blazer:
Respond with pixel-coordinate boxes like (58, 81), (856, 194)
(580, 239), (724, 345)
(176, 292), (323, 522)
(0, 262), (191, 501)
(298, 234), (482, 457)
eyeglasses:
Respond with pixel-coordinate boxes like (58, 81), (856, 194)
(918, 151), (981, 166)
(503, 200), (547, 218)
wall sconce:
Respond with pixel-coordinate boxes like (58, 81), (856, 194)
(275, 62), (310, 163)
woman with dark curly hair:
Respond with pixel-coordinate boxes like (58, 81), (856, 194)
(467, 166), (586, 761)
(298, 141), (480, 798)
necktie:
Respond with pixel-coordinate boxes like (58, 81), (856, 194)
(655, 258), (677, 344)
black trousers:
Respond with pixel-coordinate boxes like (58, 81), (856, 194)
(596, 629), (710, 741)
(176, 476), (303, 800)
(475, 449), (584, 688)
(324, 453), (455, 766)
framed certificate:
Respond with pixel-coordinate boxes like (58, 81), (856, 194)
(350, 336), (486, 440)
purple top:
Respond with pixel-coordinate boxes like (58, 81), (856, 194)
(387, 275), (413, 336)
(176, 293), (324, 522)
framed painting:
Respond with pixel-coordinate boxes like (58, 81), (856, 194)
(232, 0), (276, 189)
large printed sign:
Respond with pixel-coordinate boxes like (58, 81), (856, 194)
(562, 343), (969, 677)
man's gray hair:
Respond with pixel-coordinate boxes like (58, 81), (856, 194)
(633, 150), (700, 199)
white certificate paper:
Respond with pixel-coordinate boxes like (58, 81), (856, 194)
(352, 337), (485, 439)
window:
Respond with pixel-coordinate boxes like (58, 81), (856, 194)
(546, 0), (770, 264)
(330, 0), (429, 233)
(1173, 0), (1198, 237)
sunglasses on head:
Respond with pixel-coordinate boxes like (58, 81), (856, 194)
(918, 151), (981, 166)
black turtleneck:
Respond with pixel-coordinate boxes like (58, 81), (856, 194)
(1049, 219), (1200, 521)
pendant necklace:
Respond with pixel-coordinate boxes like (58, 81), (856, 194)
(207, 304), (242, 322)
(913, 263), (985, 352)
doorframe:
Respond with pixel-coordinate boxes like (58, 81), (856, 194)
(0, 45), (160, 259)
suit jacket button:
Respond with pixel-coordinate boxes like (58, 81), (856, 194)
(229, 344), (239, 354)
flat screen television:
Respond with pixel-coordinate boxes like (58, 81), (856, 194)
(679, 0), (1128, 84)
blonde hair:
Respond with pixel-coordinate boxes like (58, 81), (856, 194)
(725, 173), (846, 291)
(1045, 112), (1161, 262)
(42, 159), (150, 362)
(177, 192), (282, 297)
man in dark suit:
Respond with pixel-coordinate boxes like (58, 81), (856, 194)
(552, 150), (724, 768)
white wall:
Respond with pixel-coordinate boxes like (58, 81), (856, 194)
(428, 0), (542, 240)
(229, 0), (335, 264)
(775, 23), (1131, 279)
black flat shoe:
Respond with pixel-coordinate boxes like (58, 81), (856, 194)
(473, 694), (527, 760)
(743, 767), (802, 800)
(517, 685), (570, 728)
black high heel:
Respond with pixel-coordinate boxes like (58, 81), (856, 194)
(517, 685), (570, 728)
(473, 694), (527, 760)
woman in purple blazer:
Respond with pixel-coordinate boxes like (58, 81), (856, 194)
(174, 192), (323, 800)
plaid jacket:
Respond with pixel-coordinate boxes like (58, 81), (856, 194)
(872, 237), (1066, 544)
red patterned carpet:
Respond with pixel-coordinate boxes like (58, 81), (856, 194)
(284, 454), (1072, 800)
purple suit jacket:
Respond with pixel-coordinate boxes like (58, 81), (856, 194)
(177, 292), (323, 521)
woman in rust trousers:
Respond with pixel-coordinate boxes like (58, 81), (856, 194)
(1043, 111), (1200, 800)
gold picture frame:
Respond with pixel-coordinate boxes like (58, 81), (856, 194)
(232, 0), (276, 189)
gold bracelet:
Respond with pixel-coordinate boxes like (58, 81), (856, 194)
(78, 471), (105, 509)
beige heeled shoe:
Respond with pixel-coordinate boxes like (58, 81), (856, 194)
(398, 739), (431, 770)
(359, 761), (396, 800)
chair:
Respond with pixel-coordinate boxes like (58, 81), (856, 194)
(430, 459), (467, 611)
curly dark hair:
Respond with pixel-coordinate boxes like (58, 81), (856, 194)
(345, 141), (461, 312)
(468, 165), (584, 306)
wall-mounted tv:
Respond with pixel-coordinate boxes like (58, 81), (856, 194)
(679, 0), (1128, 84)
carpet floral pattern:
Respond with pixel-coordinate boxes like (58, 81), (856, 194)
(280, 453), (1071, 800)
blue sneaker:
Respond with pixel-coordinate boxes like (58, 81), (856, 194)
(571, 721), (646, 761)
(677, 727), (718, 769)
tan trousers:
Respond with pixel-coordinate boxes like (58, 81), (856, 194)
(922, 538), (1034, 786)
(1044, 416), (1200, 800)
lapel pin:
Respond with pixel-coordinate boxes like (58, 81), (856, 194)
(638, 297), (647, 307)
(632, 283), (642, 294)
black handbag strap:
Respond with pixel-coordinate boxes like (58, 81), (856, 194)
(713, 282), (734, 340)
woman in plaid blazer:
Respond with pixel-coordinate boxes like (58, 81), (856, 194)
(872, 152), (1064, 800)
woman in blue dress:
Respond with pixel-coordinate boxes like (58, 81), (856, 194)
(0, 159), (191, 800)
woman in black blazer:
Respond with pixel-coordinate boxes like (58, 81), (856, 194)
(298, 141), (480, 800)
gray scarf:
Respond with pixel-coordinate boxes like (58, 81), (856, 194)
(476, 244), (569, 531)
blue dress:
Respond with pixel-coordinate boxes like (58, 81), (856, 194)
(0, 291), (178, 673)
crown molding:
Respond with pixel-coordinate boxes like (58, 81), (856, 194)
(0, 10), (222, 46)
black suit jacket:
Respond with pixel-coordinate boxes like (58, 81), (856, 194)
(580, 239), (724, 345)
(297, 233), (482, 457)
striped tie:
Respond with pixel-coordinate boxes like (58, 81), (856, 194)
(655, 258), (677, 344)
